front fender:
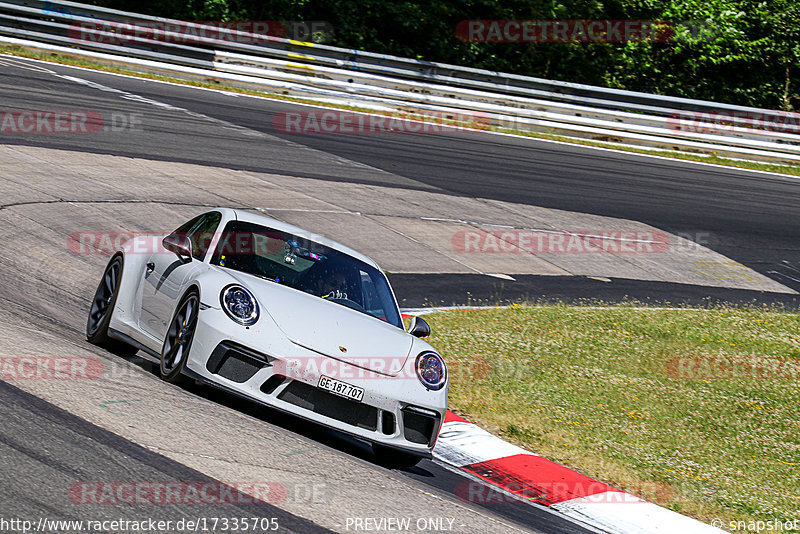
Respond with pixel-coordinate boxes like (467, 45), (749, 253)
(107, 236), (161, 331)
(190, 267), (239, 310)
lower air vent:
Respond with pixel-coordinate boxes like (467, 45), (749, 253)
(278, 381), (378, 431)
(206, 342), (272, 383)
(402, 407), (440, 446)
(381, 411), (396, 435)
(260, 375), (286, 395)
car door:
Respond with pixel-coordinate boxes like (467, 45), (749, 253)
(139, 211), (221, 341)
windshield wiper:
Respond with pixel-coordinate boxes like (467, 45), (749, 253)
(249, 272), (280, 283)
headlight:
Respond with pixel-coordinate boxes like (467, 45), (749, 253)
(220, 285), (259, 326)
(415, 351), (447, 390)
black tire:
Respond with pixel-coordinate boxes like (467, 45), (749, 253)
(159, 290), (199, 384)
(86, 255), (137, 356)
(372, 444), (423, 468)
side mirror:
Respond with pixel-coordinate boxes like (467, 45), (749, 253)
(162, 233), (193, 263)
(407, 316), (431, 338)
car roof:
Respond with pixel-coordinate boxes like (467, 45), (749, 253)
(215, 208), (383, 271)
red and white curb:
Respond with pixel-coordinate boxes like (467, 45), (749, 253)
(433, 411), (724, 534)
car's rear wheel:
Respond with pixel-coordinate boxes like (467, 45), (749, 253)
(86, 255), (137, 356)
(372, 444), (422, 468)
(160, 290), (199, 384)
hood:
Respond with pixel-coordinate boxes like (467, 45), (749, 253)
(227, 271), (413, 377)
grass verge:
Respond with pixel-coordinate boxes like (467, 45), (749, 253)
(1, 43), (799, 178)
(425, 304), (800, 529)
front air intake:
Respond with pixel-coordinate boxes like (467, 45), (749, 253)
(381, 411), (396, 435)
(402, 407), (441, 446)
(278, 381), (378, 431)
(206, 342), (272, 383)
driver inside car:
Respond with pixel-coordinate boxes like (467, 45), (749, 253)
(317, 270), (348, 300)
(300, 260), (350, 300)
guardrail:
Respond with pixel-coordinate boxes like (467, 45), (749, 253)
(0, 0), (798, 163)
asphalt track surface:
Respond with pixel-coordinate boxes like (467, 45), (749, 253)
(0, 380), (329, 534)
(0, 56), (798, 533)
(388, 274), (800, 309)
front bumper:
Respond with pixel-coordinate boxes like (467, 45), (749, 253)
(186, 307), (447, 455)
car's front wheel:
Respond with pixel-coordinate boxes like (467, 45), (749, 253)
(86, 255), (137, 356)
(159, 290), (199, 384)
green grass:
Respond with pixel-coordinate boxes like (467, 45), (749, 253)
(425, 304), (800, 528)
(1, 43), (799, 178)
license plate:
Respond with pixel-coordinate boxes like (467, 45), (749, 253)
(318, 375), (364, 402)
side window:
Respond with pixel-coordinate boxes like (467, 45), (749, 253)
(174, 214), (203, 236)
(173, 212), (222, 260)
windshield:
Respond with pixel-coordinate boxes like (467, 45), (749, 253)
(210, 220), (403, 328)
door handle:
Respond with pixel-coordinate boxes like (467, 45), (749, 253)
(146, 262), (155, 275)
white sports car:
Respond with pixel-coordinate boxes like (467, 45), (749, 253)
(86, 208), (447, 465)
